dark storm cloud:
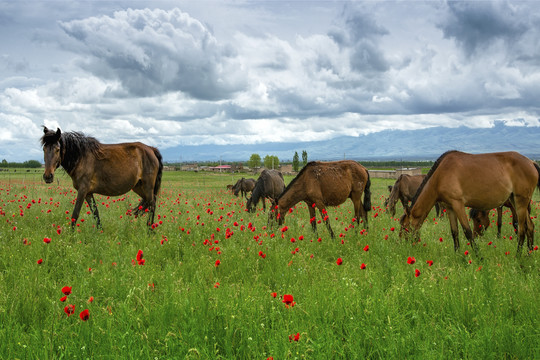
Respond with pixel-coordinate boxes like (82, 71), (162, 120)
(439, 1), (527, 57)
(59, 8), (247, 100)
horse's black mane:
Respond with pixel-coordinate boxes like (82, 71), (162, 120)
(277, 161), (318, 201)
(410, 150), (459, 207)
(41, 130), (103, 172)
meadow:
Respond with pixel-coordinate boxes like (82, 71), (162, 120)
(0, 169), (538, 359)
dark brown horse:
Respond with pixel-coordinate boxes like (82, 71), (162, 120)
(41, 127), (163, 228)
(232, 178), (256, 199)
(246, 169), (285, 213)
(277, 160), (371, 238)
(469, 200), (520, 238)
(386, 174), (440, 217)
(400, 151), (540, 255)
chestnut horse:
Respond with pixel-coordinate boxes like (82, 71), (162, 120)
(233, 177), (256, 199)
(41, 127), (163, 228)
(400, 151), (540, 255)
(386, 174), (441, 217)
(277, 160), (371, 238)
(246, 169), (285, 213)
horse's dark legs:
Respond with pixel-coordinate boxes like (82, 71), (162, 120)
(453, 207), (478, 255)
(70, 191), (87, 228)
(85, 194), (101, 229)
(514, 197), (534, 255)
(318, 207), (334, 238)
(307, 205), (317, 233)
(446, 209), (461, 252)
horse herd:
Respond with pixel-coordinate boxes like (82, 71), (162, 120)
(41, 127), (539, 255)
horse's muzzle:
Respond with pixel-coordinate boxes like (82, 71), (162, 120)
(43, 173), (54, 184)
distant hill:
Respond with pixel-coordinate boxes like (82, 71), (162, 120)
(161, 122), (540, 163)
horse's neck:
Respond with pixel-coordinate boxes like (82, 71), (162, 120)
(60, 141), (80, 174)
(279, 183), (305, 209)
(410, 183), (437, 226)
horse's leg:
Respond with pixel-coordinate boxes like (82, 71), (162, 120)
(495, 207), (503, 237)
(316, 203), (334, 238)
(453, 205), (478, 255)
(307, 202), (317, 233)
(445, 209), (461, 252)
(85, 194), (101, 229)
(508, 203), (518, 234)
(514, 196), (532, 255)
(70, 190), (88, 228)
(435, 202), (440, 217)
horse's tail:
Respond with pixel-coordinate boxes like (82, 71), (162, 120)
(153, 147), (163, 197)
(363, 171), (372, 213)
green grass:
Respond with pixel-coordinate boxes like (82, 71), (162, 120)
(0, 170), (538, 359)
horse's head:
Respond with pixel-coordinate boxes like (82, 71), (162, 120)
(246, 196), (255, 213)
(41, 127), (62, 183)
(399, 211), (420, 242)
(276, 202), (287, 225)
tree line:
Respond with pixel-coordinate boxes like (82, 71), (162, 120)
(0, 159), (42, 168)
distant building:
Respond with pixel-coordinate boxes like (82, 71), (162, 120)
(368, 168), (422, 179)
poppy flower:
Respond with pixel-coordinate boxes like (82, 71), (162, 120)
(43, 237), (51, 244)
(61, 286), (72, 295)
(414, 269), (421, 277)
(336, 258), (343, 265)
(79, 309), (90, 321)
(406, 257), (416, 265)
(37, 258), (43, 265)
(271, 292), (277, 298)
(426, 260), (434, 267)
(464, 250), (469, 256)
(289, 332), (300, 342)
(363, 245), (369, 252)
(60, 295), (68, 302)
(88, 296), (94, 303)
(136, 249), (143, 261)
(360, 263), (366, 270)
(64, 304), (75, 316)
(282, 294), (295, 307)
(215, 259), (221, 267)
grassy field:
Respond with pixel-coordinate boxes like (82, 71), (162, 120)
(0, 169), (538, 359)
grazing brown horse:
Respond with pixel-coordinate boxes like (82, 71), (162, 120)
(386, 174), (441, 217)
(469, 200), (521, 238)
(41, 127), (163, 228)
(400, 151), (540, 255)
(246, 169), (285, 214)
(277, 160), (371, 238)
(232, 178), (256, 199)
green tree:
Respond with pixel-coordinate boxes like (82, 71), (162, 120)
(248, 154), (261, 169)
(302, 150), (308, 166)
(292, 151), (300, 172)
(263, 155), (279, 169)
(23, 160), (42, 168)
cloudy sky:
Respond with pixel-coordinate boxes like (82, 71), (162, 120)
(1, 0), (540, 162)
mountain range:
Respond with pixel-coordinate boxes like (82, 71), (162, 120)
(161, 122), (540, 163)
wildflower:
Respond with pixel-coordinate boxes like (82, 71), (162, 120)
(136, 249), (143, 261)
(289, 332), (300, 342)
(415, 269), (421, 277)
(64, 304), (75, 316)
(360, 263), (366, 270)
(271, 292), (277, 298)
(406, 256), (416, 265)
(37, 258), (43, 265)
(363, 245), (369, 252)
(79, 309), (90, 321)
(215, 259), (221, 267)
(336, 258), (343, 265)
(426, 260), (434, 267)
(214, 282), (220, 288)
(282, 294), (295, 307)
(43, 237), (51, 244)
(88, 296), (94, 303)
(61, 286), (72, 295)
(60, 295), (67, 302)
(390, 227), (395, 231)
(464, 250), (469, 256)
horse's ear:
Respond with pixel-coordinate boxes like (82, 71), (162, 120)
(43, 126), (49, 134)
(54, 128), (62, 140)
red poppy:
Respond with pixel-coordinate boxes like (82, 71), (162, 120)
(88, 296), (94, 303)
(271, 292), (277, 298)
(464, 250), (469, 256)
(406, 257), (416, 265)
(64, 304), (75, 316)
(289, 332), (300, 342)
(415, 269), (421, 277)
(282, 294), (295, 307)
(426, 260), (434, 266)
(360, 263), (366, 270)
(390, 227), (395, 231)
(214, 282), (220, 288)
(37, 258), (43, 265)
(336, 258), (343, 265)
(61, 286), (72, 295)
(136, 249), (143, 261)
(79, 309), (90, 321)
(60, 295), (67, 302)
(215, 259), (221, 267)
(43, 237), (51, 244)
(363, 245), (369, 252)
